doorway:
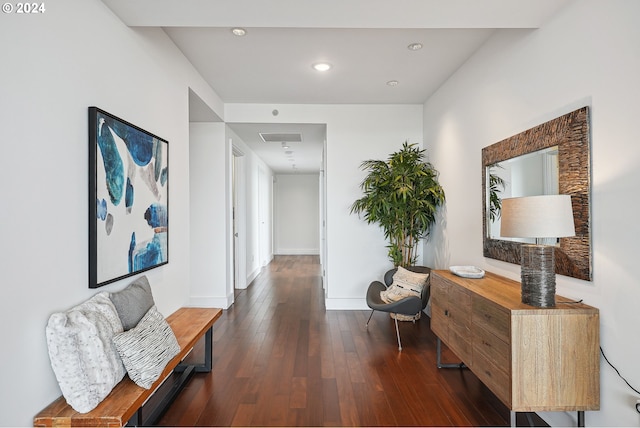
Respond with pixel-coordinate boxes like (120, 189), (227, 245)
(226, 123), (327, 294)
(232, 145), (247, 290)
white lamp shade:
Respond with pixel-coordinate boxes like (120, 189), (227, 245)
(500, 194), (576, 239)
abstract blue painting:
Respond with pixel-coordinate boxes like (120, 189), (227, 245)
(89, 107), (169, 288)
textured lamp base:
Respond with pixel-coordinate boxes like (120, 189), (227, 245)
(520, 244), (556, 307)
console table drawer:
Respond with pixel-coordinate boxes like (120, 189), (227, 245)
(430, 300), (448, 339)
(431, 274), (472, 363)
(448, 324), (473, 363)
(473, 347), (510, 405)
(473, 324), (510, 370)
(472, 295), (509, 343)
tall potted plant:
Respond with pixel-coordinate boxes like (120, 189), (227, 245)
(350, 142), (445, 267)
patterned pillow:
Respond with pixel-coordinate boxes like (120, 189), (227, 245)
(380, 266), (430, 321)
(112, 305), (180, 389)
(45, 292), (126, 413)
(109, 275), (155, 331)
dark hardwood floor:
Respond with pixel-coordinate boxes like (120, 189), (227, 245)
(157, 255), (531, 427)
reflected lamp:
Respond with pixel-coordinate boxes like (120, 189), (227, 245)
(500, 195), (575, 307)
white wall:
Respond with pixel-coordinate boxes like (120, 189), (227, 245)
(189, 123), (231, 307)
(258, 164), (274, 268)
(226, 127), (275, 284)
(0, 0), (224, 425)
(225, 104), (423, 309)
(423, 0), (640, 426)
(274, 174), (320, 255)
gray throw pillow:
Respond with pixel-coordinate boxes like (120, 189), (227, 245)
(109, 275), (155, 330)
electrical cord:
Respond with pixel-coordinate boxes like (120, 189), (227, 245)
(600, 346), (640, 396)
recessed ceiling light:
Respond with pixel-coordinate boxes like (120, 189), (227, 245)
(387, 80), (399, 86)
(312, 62), (332, 72)
(231, 28), (247, 36)
(408, 42), (423, 51)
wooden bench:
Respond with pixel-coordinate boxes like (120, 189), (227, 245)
(34, 307), (223, 427)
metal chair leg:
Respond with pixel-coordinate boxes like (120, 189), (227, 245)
(366, 309), (375, 328)
(394, 315), (402, 351)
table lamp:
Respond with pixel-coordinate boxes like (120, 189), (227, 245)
(500, 194), (575, 307)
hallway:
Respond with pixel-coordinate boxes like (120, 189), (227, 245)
(158, 255), (512, 426)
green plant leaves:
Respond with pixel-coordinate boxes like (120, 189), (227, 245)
(350, 142), (445, 267)
(488, 163), (506, 222)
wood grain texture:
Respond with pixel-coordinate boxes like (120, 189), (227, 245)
(33, 307), (222, 427)
(156, 256), (528, 427)
(511, 312), (600, 411)
(431, 270), (600, 413)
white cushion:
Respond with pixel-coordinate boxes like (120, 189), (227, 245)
(112, 305), (180, 389)
(45, 292), (126, 413)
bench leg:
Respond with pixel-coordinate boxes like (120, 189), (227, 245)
(126, 408), (144, 427)
(141, 326), (214, 425)
(198, 326), (213, 372)
(175, 325), (213, 373)
(143, 365), (196, 426)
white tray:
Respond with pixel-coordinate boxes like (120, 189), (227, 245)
(449, 265), (485, 279)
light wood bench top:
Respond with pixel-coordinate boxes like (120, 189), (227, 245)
(34, 307), (222, 427)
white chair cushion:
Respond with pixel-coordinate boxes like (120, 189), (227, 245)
(380, 266), (429, 321)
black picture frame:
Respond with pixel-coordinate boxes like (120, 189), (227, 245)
(89, 107), (169, 288)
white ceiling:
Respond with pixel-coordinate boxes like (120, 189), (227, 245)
(101, 0), (571, 173)
(227, 122), (326, 174)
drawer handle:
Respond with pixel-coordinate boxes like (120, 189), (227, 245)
(444, 310), (450, 317)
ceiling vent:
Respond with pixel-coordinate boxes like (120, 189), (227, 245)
(259, 132), (302, 143)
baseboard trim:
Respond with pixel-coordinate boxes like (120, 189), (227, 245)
(274, 249), (320, 255)
(189, 295), (233, 309)
(246, 267), (261, 285)
(324, 298), (368, 310)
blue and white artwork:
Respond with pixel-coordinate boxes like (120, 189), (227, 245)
(89, 108), (168, 288)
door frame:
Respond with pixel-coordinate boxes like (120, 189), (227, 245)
(232, 144), (248, 290)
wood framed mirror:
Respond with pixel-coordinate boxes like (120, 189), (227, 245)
(482, 107), (592, 281)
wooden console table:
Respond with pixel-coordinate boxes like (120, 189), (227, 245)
(430, 270), (599, 426)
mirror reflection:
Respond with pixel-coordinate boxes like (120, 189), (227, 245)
(486, 146), (559, 244)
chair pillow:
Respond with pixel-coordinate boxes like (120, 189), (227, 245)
(112, 305), (180, 389)
(109, 275), (155, 330)
(45, 292), (126, 413)
(380, 266), (429, 321)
